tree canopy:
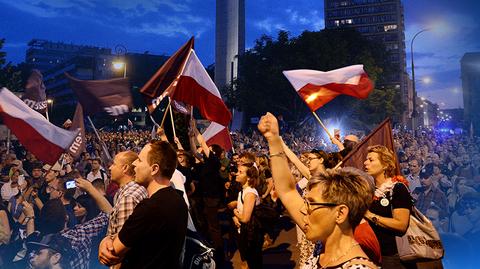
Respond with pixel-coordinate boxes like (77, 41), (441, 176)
(223, 28), (404, 129)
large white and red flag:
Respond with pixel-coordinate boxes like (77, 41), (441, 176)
(140, 37), (231, 126)
(0, 88), (82, 164)
(202, 122), (233, 152)
(283, 64), (374, 111)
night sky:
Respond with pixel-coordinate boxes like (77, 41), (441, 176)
(1, 0), (479, 109)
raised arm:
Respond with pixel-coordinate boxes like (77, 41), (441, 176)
(280, 138), (311, 179)
(258, 112), (306, 229)
(75, 177), (112, 214)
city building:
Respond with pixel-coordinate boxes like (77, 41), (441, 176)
(215, 0), (245, 130)
(27, 39), (169, 126)
(324, 0), (407, 123)
(26, 39), (111, 72)
(461, 52), (480, 137)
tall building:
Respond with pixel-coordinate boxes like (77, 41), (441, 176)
(324, 0), (407, 122)
(215, 0), (245, 130)
(215, 0), (245, 89)
(26, 39), (111, 72)
(461, 52), (480, 136)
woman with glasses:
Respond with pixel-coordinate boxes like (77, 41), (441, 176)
(258, 113), (377, 269)
(363, 145), (413, 269)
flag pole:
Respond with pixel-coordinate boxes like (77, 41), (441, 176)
(168, 99), (177, 138)
(87, 116), (112, 161)
(160, 97), (172, 128)
(311, 111), (333, 140)
(6, 129), (11, 154)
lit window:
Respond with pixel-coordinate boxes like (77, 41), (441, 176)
(384, 24), (398, 31)
(32, 58), (36, 62)
(334, 20), (340, 26)
(346, 19), (353, 24)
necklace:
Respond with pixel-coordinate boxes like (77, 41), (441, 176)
(319, 242), (360, 269)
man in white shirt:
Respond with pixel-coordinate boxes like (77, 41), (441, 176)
(86, 158), (107, 183)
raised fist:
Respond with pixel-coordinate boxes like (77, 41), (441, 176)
(257, 112), (280, 140)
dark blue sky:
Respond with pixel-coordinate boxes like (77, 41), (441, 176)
(1, 0), (479, 109)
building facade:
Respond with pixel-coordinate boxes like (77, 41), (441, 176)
(461, 52), (480, 136)
(215, 0), (245, 89)
(324, 0), (407, 123)
(26, 39), (168, 125)
(26, 39), (111, 72)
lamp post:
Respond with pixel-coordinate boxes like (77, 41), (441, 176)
(410, 28), (430, 134)
(46, 98), (53, 122)
(113, 45), (127, 78)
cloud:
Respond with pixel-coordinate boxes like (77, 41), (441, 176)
(254, 18), (286, 33)
(285, 9), (324, 31)
(1, 0), (211, 38)
(126, 15), (211, 38)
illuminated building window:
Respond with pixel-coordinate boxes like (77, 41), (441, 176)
(384, 24), (398, 31)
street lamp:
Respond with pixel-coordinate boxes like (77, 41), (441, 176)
(410, 28), (430, 133)
(113, 45), (127, 78)
(46, 98), (53, 122)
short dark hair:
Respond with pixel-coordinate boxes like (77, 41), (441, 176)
(39, 199), (67, 234)
(148, 140), (177, 179)
(211, 144), (224, 158)
(91, 178), (105, 191)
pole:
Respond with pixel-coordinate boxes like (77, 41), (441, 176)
(123, 63), (127, 78)
(6, 129), (11, 154)
(410, 28), (430, 135)
(168, 99), (177, 138)
(160, 98), (172, 128)
(311, 111), (333, 140)
(87, 116), (112, 161)
(45, 103), (50, 122)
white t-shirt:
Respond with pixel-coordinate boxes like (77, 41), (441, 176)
(237, 186), (260, 214)
(1, 177), (26, 202)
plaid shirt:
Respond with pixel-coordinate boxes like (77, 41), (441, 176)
(107, 181), (148, 236)
(62, 212), (109, 269)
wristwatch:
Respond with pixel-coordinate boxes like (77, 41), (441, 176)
(371, 215), (379, 224)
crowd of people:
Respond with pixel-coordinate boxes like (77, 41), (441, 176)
(0, 114), (479, 269)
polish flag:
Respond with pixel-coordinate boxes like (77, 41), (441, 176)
(283, 65), (374, 111)
(171, 50), (232, 126)
(202, 122), (233, 152)
(0, 88), (81, 164)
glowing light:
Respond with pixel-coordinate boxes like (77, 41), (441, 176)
(113, 62), (125, 70)
(305, 93), (320, 103)
(422, 77), (432, 84)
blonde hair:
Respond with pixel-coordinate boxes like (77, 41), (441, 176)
(367, 145), (397, 178)
(308, 168), (374, 228)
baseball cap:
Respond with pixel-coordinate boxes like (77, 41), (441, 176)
(27, 233), (73, 258)
(419, 163), (435, 179)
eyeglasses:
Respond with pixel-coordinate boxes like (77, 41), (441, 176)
(303, 199), (337, 215)
(46, 185), (61, 192)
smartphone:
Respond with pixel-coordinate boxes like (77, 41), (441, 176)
(65, 180), (76, 189)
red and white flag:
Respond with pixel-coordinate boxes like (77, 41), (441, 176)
(140, 37), (231, 126)
(171, 50), (231, 126)
(202, 122), (233, 152)
(283, 64), (374, 111)
(0, 88), (81, 164)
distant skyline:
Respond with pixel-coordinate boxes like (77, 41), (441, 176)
(1, 0), (480, 109)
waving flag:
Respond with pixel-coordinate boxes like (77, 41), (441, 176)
(202, 122), (233, 152)
(140, 37), (231, 126)
(140, 37), (194, 113)
(0, 88), (81, 164)
(171, 50), (231, 126)
(283, 65), (374, 111)
(341, 118), (400, 176)
(65, 73), (132, 116)
(22, 69), (47, 114)
(69, 104), (86, 159)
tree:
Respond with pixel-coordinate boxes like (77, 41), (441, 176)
(0, 38), (27, 92)
(224, 29), (404, 129)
